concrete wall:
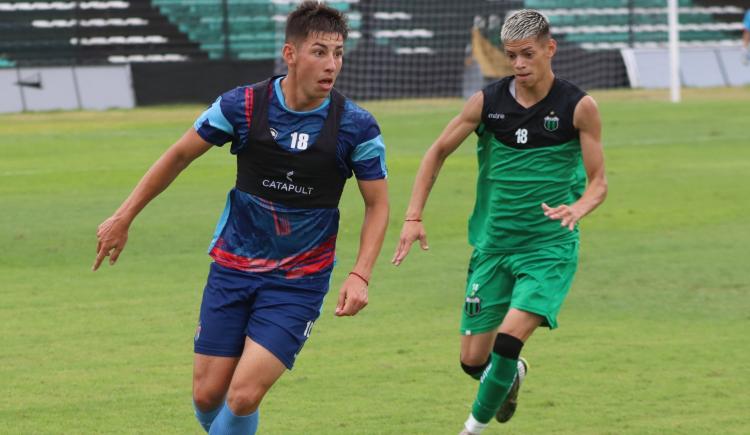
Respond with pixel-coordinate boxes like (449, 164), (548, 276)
(621, 46), (750, 89)
(0, 65), (135, 113)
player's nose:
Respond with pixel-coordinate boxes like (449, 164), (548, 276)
(324, 53), (337, 71)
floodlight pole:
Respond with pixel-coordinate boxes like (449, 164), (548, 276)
(667, 0), (681, 102)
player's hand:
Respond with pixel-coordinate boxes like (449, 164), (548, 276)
(391, 221), (428, 266)
(335, 273), (368, 316)
(542, 203), (582, 231)
(93, 215), (130, 271)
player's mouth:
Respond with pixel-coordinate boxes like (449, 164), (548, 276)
(516, 72), (531, 81)
(318, 78), (334, 91)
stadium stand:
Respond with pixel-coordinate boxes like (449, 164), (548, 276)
(521, 0), (748, 90)
(335, 0), (510, 99)
(1, 0), (747, 105)
(152, 0), (276, 60)
(0, 0), (205, 66)
(150, 0), (359, 60)
(536, 1), (745, 49)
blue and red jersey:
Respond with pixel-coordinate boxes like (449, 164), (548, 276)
(194, 77), (387, 280)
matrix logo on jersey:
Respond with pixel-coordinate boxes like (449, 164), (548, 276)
(262, 171), (314, 195)
(543, 111), (559, 132)
(465, 283), (482, 317)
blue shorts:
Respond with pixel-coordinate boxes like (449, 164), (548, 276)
(194, 262), (329, 369)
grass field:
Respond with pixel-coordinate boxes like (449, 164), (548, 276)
(2, 87), (749, 434)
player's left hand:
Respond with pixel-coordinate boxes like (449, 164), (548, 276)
(335, 273), (368, 316)
(391, 220), (428, 266)
(542, 202), (582, 231)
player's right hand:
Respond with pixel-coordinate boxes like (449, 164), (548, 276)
(391, 221), (429, 266)
(92, 215), (129, 271)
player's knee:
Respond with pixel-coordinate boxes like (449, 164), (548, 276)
(192, 385), (225, 412)
(226, 384), (269, 415)
(493, 332), (524, 360)
(193, 393), (222, 413)
(461, 355), (490, 379)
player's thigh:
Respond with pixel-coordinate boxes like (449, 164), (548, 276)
(509, 241), (579, 330)
(226, 337), (288, 413)
(460, 249), (514, 337)
(497, 308), (544, 342)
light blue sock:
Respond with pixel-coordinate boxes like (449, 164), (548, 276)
(208, 403), (259, 435)
(193, 401), (222, 433)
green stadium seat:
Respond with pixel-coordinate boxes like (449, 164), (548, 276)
(526, 0), (693, 9)
(526, 0), (739, 49)
(153, 0), (361, 61)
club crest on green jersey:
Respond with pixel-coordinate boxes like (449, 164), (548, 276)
(543, 111), (559, 132)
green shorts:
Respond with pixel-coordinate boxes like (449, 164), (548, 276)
(460, 241), (579, 335)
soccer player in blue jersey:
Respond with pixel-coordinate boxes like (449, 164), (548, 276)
(742, 8), (750, 64)
(92, 2), (388, 434)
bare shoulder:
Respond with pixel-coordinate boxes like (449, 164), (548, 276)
(573, 95), (601, 130)
(461, 90), (484, 124)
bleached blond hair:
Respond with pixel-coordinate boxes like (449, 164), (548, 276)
(500, 9), (550, 43)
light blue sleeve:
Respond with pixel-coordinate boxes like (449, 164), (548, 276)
(193, 96), (234, 135)
(351, 134), (387, 179)
(744, 10), (750, 30)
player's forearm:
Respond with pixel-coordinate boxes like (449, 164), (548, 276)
(404, 147), (447, 220)
(351, 199), (389, 280)
(572, 173), (608, 218)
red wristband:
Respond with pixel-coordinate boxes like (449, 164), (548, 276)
(348, 271), (369, 286)
(404, 218), (422, 222)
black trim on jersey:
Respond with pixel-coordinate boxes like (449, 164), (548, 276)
(235, 76), (347, 208)
(479, 76), (586, 150)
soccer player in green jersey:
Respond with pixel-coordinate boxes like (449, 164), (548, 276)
(392, 9), (607, 434)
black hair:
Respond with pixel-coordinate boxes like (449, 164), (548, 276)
(285, 1), (349, 43)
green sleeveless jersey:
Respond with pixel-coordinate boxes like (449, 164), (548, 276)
(468, 77), (587, 253)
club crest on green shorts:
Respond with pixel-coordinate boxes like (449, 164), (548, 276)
(464, 283), (482, 317)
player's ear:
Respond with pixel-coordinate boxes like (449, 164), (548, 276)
(546, 37), (557, 58)
(282, 42), (296, 66)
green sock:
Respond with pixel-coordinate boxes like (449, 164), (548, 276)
(471, 352), (518, 423)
